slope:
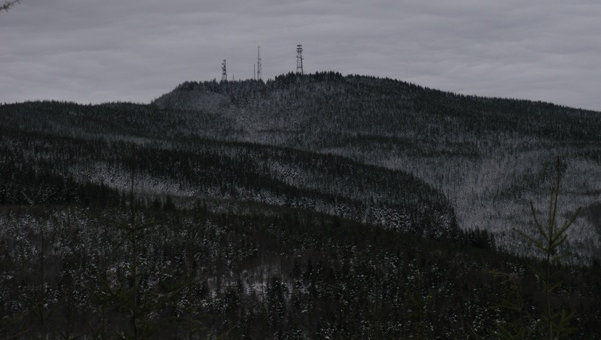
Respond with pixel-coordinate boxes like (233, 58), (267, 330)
(154, 72), (601, 259)
(0, 122), (457, 239)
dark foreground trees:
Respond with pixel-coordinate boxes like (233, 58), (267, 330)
(1, 201), (600, 338)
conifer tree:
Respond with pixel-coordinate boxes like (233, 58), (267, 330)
(513, 157), (580, 339)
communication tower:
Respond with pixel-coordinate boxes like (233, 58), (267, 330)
(257, 46), (262, 80)
(221, 59), (227, 82)
(296, 44), (304, 75)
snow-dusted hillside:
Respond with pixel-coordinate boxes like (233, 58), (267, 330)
(153, 73), (601, 260)
(3, 73), (601, 338)
(0, 128), (458, 240)
(2, 72), (600, 259)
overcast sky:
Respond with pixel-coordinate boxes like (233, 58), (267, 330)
(1, 0), (600, 110)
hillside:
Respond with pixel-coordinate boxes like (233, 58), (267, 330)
(0, 126), (456, 238)
(1, 72), (601, 338)
(2, 73), (600, 258)
(154, 72), (601, 259)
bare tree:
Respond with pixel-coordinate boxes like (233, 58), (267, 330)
(0, 0), (20, 12)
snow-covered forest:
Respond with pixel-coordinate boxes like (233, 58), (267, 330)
(1, 72), (600, 338)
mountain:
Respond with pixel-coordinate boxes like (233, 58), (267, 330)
(1, 72), (601, 338)
(154, 72), (601, 259)
(2, 73), (600, 258)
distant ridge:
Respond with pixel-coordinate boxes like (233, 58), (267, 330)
(2, 72), (600, 259)
(154, 72), (598, 114)
(153, 72), (601, 260)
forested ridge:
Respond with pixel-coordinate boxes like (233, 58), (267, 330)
(1, 72), (600, 338)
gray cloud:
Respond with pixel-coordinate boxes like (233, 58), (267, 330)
(1, 0), (600, 110)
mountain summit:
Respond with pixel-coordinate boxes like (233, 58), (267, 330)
(154, 72), (601, 259)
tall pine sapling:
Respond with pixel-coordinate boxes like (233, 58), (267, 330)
(514, 157), (580, 339)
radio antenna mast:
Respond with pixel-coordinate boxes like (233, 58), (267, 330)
(221, 59), (227, 82)
(296, 44), (304, 75)
(257, 46), (262, 80)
